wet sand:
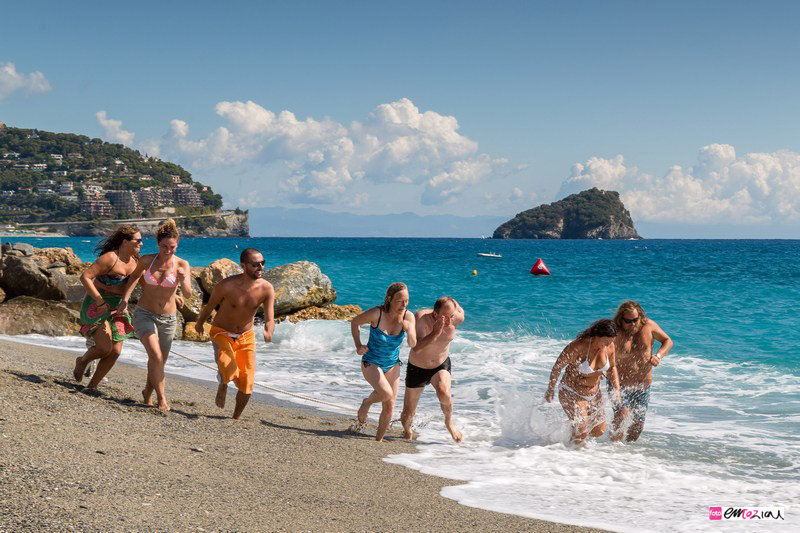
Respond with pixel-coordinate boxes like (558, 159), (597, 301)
(0, 338), (604, 532)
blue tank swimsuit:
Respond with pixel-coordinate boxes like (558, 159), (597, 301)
(362, 309), (407, 373)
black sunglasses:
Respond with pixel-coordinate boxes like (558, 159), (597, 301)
(128, 238), (143, 244)
(622, 316), (639, 324)
(248, 260), (265, 267)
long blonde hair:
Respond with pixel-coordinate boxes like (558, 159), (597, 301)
(157, 218), (179, 242)
(383, 282), (408, 311)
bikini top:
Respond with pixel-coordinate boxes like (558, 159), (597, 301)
(577, 338), (610, 375)
(142, 256), (177, 288)
(96, 253), (130, 286)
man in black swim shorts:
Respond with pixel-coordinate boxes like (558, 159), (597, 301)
(400, 296), (465, 442)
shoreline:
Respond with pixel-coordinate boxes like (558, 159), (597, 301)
(0, 337), (603, 532)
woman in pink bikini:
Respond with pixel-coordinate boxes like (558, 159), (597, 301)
(118, 219), (192, 412)
(545, 319), (622, 444)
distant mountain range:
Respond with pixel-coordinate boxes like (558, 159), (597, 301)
(248, 207), (506, 238)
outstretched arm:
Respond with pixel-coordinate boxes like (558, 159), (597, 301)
(649, 320), (673, 367)
(545, 341), (578, 402)
(350, 307), (378, 355)
(194, 282), (225, 335)
(262, 284), (275, 343)
(404, 312), (417, 348)
(116, 256), (149, 313)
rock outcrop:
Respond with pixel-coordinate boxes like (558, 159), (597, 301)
(0, 254), (69, 300)
(0, 296), (80, 336)
(198, 259), (243, 295)
(282, 304), (362, 323)
(493, 188), (641, 240)
(262, 261), (337, 316)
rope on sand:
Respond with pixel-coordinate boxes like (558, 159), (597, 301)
(168, 349), (358, 412)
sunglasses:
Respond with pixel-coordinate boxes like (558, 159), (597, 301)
(128, 238), (143, 244)
(622, 316), (639, 324)
(248, 260), (265, 267)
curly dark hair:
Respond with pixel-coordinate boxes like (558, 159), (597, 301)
(576, 318), (618, 340)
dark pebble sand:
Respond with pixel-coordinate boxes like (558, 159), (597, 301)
(0, 339), (605, 532)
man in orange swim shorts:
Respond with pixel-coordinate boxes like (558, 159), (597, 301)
(195, 248), (275, 419)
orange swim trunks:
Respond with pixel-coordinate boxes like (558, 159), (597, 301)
(210, 326), (256, 395)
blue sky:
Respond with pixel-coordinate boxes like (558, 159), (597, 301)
(2, 1), (800, 236)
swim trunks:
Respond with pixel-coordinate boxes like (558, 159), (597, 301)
(405, 357), (451, 388)
(210, 326), (256, 395)
(610, 383), (651, 423)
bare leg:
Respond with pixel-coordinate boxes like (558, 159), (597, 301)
(432, 371), (462, 442)
(140, 332), (169, 412)
(86, 342), (123, 389)
(611, 406), (630, 442)
(232, 391), (251, 420)
(360, 363), (399, 441)
(400, 386), (424, 440)
(627, 419), (645, 442)
(215, 383), (228, 409)
(558, 388), (589, 445)
(73, 325), (113, 382)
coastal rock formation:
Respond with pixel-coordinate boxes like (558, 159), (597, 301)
(0, 255), (69, 300)
(263, 261), (337, 316)
(198, 259), (243, 294)
(493, 188), (641, 239)
(183, 321), (211, 342)
(31, 247), (83, 275)
(282, 304), (362, 323)
(0, 296), (80, 336)
(177, 277), (204, 322)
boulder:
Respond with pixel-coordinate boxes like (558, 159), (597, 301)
(178, 276), (204, 322)
(0, 296), (80, 336)
(262, 261), (336, 316)
(183, 321), (211, 342)
(4, 250), (24, 257)
(63, 274), (87, 303)
(283, 304), (362, 323)
(0, 255), (69, 300)
(31, 247), (83, 273)
(198, 258), (242, 295)
(11, 242), (35, 256)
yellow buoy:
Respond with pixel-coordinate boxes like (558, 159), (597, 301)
(472, 269), (477, 276)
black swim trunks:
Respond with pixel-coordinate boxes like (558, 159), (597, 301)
(405, 357), (451, 388)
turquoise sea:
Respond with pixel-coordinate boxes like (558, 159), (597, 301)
(4, 236), (799, 531)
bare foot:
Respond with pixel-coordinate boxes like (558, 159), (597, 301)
(357, 397), (370, 424)
(158, 400), (170, 413)
(401, 418), (414, 440)
(141, 388), (154, 406)
(215, 384), (227, 409)
(446, 422), (463, 443)
(73, 357), (86, 382)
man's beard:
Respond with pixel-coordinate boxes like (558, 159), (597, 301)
(246, 270), (262, 280)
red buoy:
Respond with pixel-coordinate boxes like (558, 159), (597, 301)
(530, 258), (550, 276)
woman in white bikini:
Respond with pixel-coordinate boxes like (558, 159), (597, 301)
(545, 319), (621, 444)
(118, 219), (191, 412)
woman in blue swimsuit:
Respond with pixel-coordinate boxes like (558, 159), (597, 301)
(350, 282), (417, 441)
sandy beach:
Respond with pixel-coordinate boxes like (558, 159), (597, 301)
(0, 338), (603, 532)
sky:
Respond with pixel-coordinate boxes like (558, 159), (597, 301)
(2, 1), (800, 237)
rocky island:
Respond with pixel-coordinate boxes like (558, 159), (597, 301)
(493, 188), (640, 239)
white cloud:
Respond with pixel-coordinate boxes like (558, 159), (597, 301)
(96, 111), (135, 146)
(0, 62), (51, 100)
(101, 98), (502, 206)
(558, 144), (800, 224)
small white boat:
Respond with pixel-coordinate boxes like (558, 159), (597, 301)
(477, 252), (502, 258)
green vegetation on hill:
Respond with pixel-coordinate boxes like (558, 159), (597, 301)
(0, 126), (223, 222)
(493, 188), (640, 239)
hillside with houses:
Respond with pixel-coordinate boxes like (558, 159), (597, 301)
(0, 125), (224, 224)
